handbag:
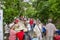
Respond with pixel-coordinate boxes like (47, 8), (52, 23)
(32, 31), (37, 38)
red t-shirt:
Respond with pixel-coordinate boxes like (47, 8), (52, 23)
(29, 19), (34, 25)
(16, 31), (24, 40)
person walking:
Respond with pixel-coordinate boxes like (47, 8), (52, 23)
(16, 28), (25, 40)
(42, 23), (46, 40)
(46, 19), (56, 40)
(9, 25), (16, 40)
(29, 18), (34, 31)
(33, 19), (42, 40)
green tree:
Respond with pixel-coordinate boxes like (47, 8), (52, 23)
(3, 0), (60, 29)
(3, 0), (23, 24)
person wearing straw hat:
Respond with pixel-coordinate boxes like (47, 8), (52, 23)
(16, 26), (25, 40)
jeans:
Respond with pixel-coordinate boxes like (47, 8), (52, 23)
(31, 25), (33, 30)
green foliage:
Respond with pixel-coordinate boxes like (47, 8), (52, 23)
(23, 6), (37, 18)
(3, 0), (60, 29)
(3, 0), (19, 24)
(32, 0), (60, 23)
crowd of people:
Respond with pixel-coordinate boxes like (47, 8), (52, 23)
(4, 16), (57, 40)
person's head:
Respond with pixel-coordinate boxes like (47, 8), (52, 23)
(36, 19), (41, 25)
(30, 18), (33, 20)
(48, 19), (52, 23)
(20, 16), (24, 21)
(36, 21), (39, 25)
(14, 18), (20, 24)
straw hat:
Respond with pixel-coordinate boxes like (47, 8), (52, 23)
(19, 27), (25, 30)
(15, 26), (24, 32)
(15, 24), (28, 32)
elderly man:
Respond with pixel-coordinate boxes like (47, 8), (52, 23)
(46, 19), (56, 40)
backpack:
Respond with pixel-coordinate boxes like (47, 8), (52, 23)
(42, 27), (46, 37)
(42, 27), (46, 33)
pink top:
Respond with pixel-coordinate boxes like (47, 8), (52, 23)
(9, 29), (16, 40)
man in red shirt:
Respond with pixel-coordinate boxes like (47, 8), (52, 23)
(16, 30), (24, 40)
(29, 18), (34, 31)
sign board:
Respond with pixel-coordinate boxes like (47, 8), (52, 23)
(0, 10), (3, 40)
